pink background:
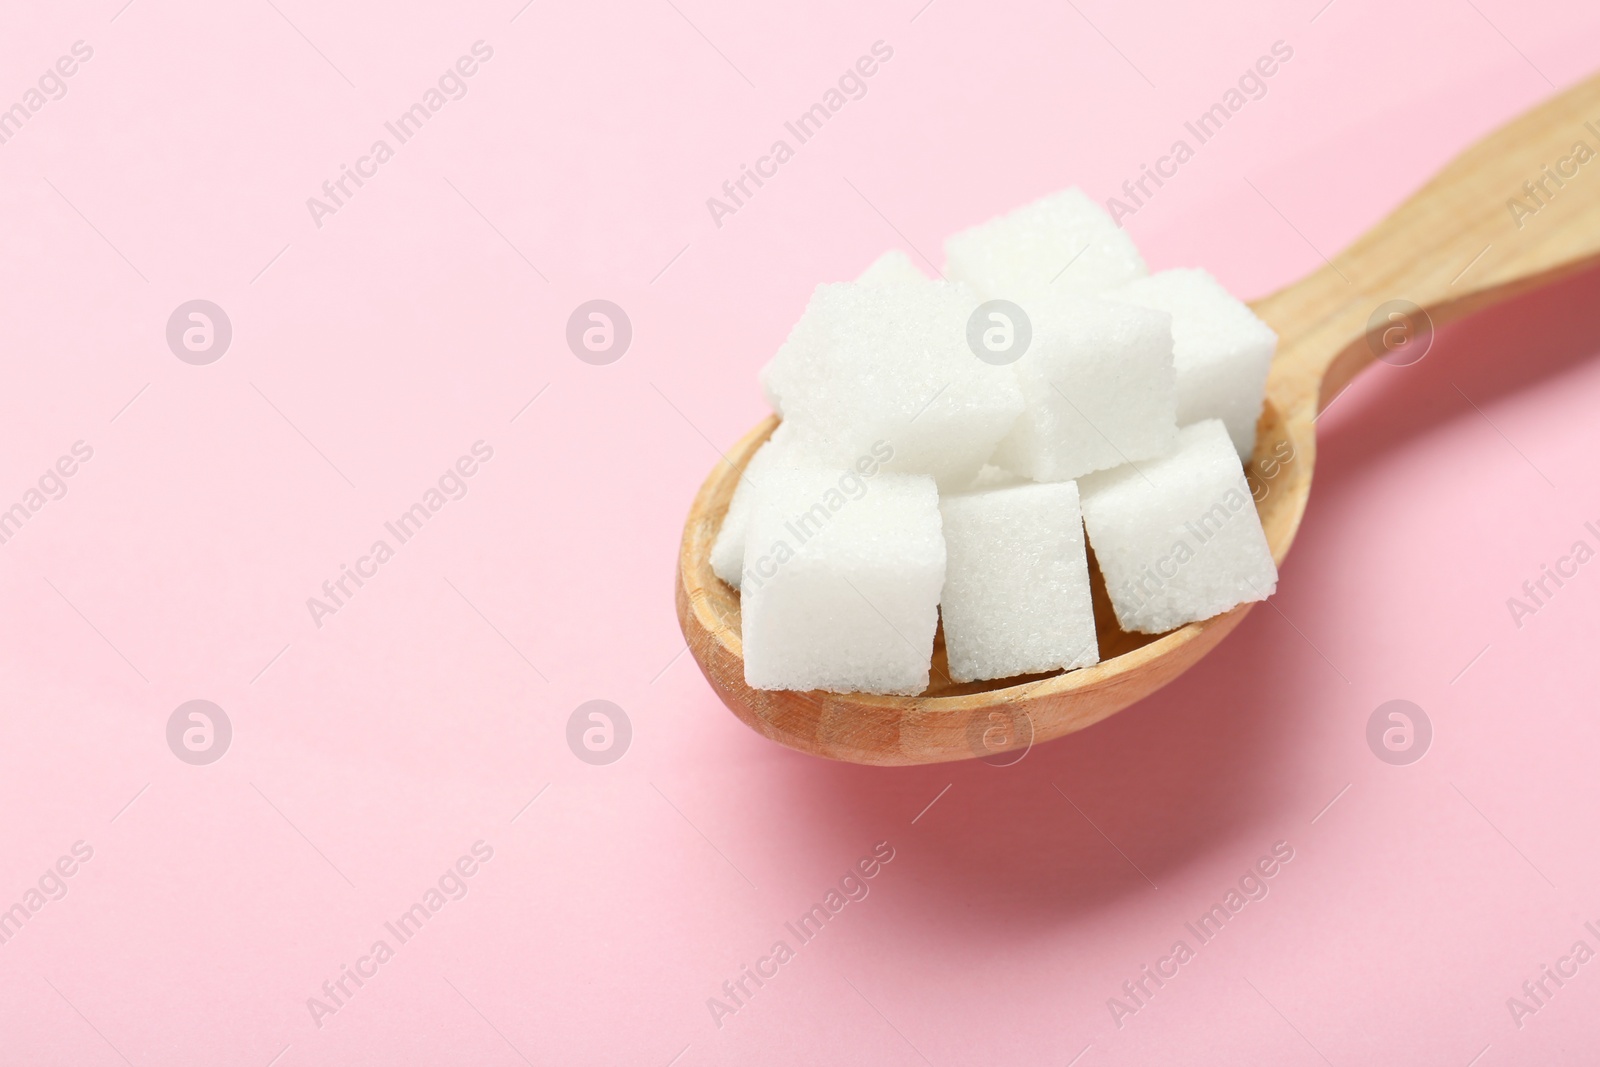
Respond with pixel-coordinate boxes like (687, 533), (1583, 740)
(2, 0), (1599, 1063)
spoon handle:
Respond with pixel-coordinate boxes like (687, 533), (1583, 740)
(1255, 71), (1600, 420)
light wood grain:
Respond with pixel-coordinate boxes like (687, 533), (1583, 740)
(675, 72), (1600, 765)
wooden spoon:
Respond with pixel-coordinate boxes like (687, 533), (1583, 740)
(675, 72), (1600, 766)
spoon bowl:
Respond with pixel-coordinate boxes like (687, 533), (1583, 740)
(676, 72), (1600, 765)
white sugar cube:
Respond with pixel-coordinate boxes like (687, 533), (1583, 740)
(1079, 419), (1277, 634)
(742, 468), (945, 695)
(945, 188), (1147, 301)
(1110, 269), (1276, 459)
(855, 249), (928, 286)
(710, 422), (798, 590)
(764, 282), (1024, 489)
(761, 252), (931, 412)
(939, 481), (1099, 683)
(990, 297), (1178, 482)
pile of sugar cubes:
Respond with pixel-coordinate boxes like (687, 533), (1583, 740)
(712, 188), (1280, 696)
